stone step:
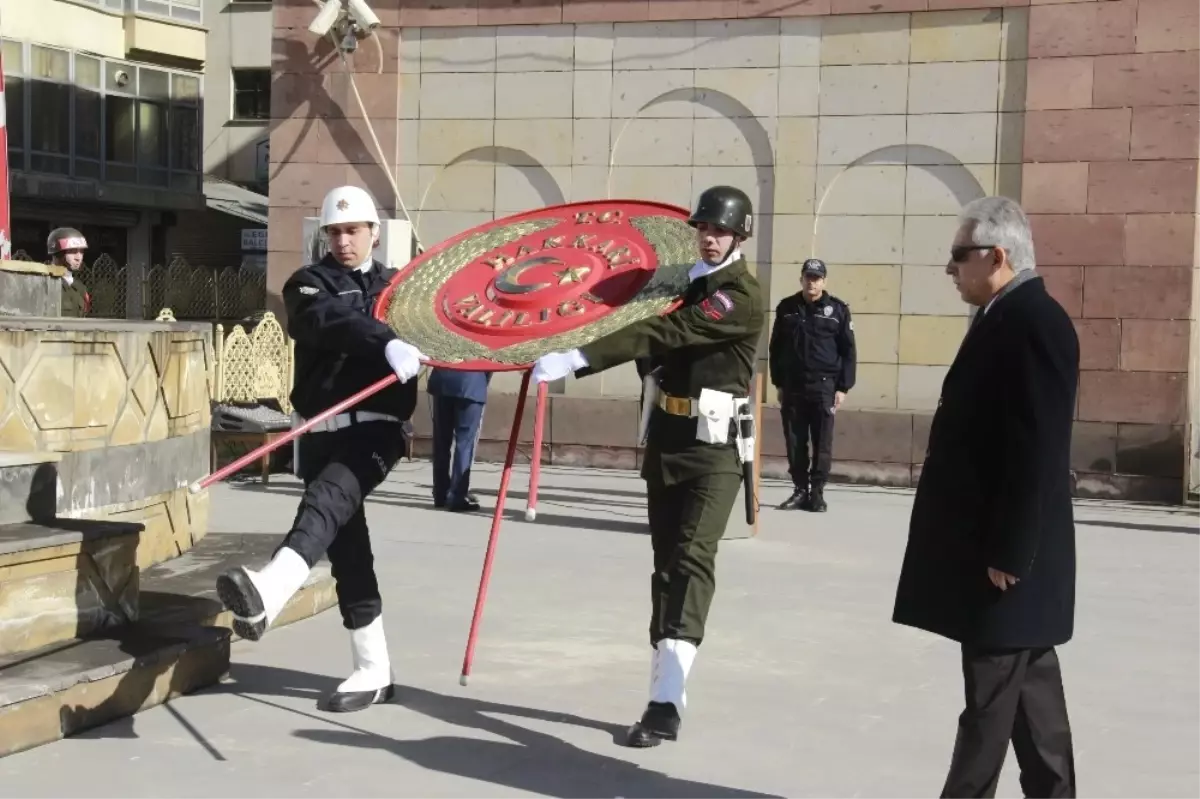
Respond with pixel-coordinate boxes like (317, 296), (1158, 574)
(0, 517), (144, 657)
(0, 451), (61, 526)
(0, 533), (336, 757)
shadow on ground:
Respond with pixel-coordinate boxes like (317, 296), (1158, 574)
(214, 662), (781, 799)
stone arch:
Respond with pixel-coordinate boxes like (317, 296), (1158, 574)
(607, 87), (776, 284)
(812, 145), (988, 261)
(416, 145), (567, 233)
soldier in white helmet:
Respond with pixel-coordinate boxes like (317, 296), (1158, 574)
(216, 185), (427, 713)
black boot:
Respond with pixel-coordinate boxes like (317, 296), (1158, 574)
(777, 486), (808, 510)
(807, 484), (827, 512)
(624, 701), (681, 747)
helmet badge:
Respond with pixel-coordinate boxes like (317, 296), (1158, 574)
(336, 199), (350, 211)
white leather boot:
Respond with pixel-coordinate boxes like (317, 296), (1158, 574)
(326, 615), (395, 713)
(625, 638), (698, 747)
(651, 638), (698, 711)
(217, 546), (311, 641)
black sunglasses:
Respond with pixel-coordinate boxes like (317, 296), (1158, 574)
(950, 245), (997, 263)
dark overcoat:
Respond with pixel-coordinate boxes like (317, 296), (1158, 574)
(892, 275), (1080, 650)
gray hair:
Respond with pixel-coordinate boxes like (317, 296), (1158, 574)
(958, 196), (1036, 273)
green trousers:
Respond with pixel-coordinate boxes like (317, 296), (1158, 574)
(645, 470), (741, 648)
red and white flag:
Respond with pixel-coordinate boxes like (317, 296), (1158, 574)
(0, 52), (10, 260)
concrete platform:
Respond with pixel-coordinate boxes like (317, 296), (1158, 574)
(0, 459), (1195, 797)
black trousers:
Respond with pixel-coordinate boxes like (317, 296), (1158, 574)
(281, 420), (407, 630)
(644, 470), (741, 648)
(942, 645), (1076, 798)
(779, 380), (836, 489)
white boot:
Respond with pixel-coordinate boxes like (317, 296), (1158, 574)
(626, 639), (698, 747)
(326, 615), (395, 713)
(650, 638), (698, 711)
(216, 546), (310, 641)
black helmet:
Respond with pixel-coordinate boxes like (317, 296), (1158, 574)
(47, 227), (88, 255)
(688, 185), (753, 239)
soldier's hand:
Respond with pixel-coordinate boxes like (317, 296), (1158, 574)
(833, 391), (846, 412)
(384, 339), (426, 383)
(775, 387), (783, 404)
(532, 349), (588, 383)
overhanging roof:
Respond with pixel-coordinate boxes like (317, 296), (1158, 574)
(204, 177), (268, 226)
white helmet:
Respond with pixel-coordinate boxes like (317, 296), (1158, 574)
(320, 185), (380, 229)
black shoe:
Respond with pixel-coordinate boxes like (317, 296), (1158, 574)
(447, 497), (481, 512)
(322, 683), (395, 713)
(778, 487), (808, 510)
(807, 486), (827, 512)
(623, 701), (680, 748)
(216, 567), (267, 641)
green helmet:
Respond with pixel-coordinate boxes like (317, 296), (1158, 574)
(688, 186), (753, 239)
(47, 227), (88, 255)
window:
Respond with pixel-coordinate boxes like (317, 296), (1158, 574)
(29, 45), (71, 175)
(0, 38), (203, 193)
(2, 40), (25, 166)
(131, 0), (202, 24)
(232, 69), (270, 121)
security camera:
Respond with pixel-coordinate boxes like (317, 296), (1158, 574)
(346, 0), (380, 31)
(307, 0), (342, 37)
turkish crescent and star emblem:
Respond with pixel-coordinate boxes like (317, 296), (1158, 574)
(373, 200), (696, 371)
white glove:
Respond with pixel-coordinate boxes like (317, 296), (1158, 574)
(384, 339), (426, 383)
(532, 349), (588, 383)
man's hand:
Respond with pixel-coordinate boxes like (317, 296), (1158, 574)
(832, 390), (846, 413)
(988, 567), (1019, 591)
(384, 339), (427, 383)
(775, 387), (783, 404)
(532, 349), (588, 383)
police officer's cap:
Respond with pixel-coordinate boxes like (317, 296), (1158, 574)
(802, 258), (827, 278)
(688, 185), (753, 239)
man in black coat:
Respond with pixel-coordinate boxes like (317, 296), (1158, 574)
(892, 196), (1080, 798)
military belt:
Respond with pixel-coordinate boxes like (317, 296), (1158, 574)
(656, 393), (699, 417)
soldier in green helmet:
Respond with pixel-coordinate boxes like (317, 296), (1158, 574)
(532, 185), (765, 748)
(48, 227), (91, 317)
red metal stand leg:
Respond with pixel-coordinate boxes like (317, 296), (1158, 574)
(460, 369), (532, 686)
(525, 381), (548, 522)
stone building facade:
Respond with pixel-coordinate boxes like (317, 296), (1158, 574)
(266, 0), (1198, 503)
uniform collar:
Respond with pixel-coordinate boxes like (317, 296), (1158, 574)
(689, 247), (742, 282)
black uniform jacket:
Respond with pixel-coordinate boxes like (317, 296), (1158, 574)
(768, 291), (856, 394)
(282, 254), (418, 422)
(576, 258), (765, 485)
(892, 276), (1079, 650)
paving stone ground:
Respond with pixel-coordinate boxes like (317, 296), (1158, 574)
(0, 459), (1196, 798)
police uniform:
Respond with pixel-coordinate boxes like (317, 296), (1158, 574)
(47, 227), (91, 317)
(216, 186), (427, 714)
(768, 259), (856, 512)
(532, 186), (765, 748)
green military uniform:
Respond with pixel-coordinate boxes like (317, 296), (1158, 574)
(60, 276), (90, 317)
(577, 257), (763, 646)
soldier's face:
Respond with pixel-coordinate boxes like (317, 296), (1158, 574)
(62, 250), (85, 270)
(326, 222), (377, 267)
(695, 222), (737, 264)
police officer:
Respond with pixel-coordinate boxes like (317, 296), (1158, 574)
(428, 367), (490, 512)
(47, 227), (90, 317)
(768, 258), (856, 512)
(532, 186), (765, 748)
(216, 185), (427, 713)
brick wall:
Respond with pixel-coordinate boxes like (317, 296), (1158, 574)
(1021, 0), (1197, 501)
(267, 0), (1198, 502)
